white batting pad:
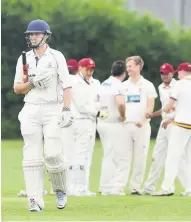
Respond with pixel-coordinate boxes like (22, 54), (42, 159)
(22, 159), (45, 208)
(45, 155), (67, 193)
(69, 165), (86, 193)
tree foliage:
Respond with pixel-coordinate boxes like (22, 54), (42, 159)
(2, 0), (191, 138)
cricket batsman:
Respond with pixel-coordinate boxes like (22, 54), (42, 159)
(122, 56), (158, 195)
(68, 58), (101, 196)
(97, 60), (127, 195)
(142, 63), (186, 195)
(154, 62), (191, 196)
(14, 19), (73, 211)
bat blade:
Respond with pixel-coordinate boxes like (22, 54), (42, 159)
(22, 51), (28, 76)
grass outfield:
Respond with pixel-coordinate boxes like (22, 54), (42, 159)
(1, 139), (191, 221)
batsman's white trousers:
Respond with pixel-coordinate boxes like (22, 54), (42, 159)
(144, 121), (186, 193)
(70, 118), (96, 192)
(162, 125), (191, 193)
(123, 122), (151, 192)
(98, 121), (127, 193)
(18, 103), (64, 206)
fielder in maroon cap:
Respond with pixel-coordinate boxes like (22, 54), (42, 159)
(176, 62), (191, 80)
(67, 59), (79, 75)
(143, 62), (186, 196)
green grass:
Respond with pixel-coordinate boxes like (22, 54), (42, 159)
(1, 140), (191, 221)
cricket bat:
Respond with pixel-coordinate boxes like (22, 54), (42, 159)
(22, 51), (28, 82)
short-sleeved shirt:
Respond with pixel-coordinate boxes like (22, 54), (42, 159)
(71, 73), (101, 119)
(98, 76), (124, 123)
(14, 47), (71, 104)
(170, 76), (191, 125)
(123, 76), (157, 122)
(158, 78), (177, 120)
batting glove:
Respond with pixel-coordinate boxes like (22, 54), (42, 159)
(58, 107), (74, 128)
(29, 74), (52, 89)
(97, 110), (109, 120)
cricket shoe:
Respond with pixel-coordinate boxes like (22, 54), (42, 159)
(82, 190), (97, 196)
(152, 190), (174, 196)
(140, 189), (153, 195)
(180, 192), (191, 197)
(17, 190), (48, 197)
(29, 198), (42, 212)
(101, 191), (126, 196)
(56, 191), (67, 209)
(131, 189), (141, 195)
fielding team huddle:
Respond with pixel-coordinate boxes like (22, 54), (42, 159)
(14, 19), (191, 212)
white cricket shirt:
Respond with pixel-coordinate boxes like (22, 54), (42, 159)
(71, 73), (100, 120)
(98, 76), (124, 123)
(14, 47), (71, 104)
(170, 76), (191, 125)
(123, 76), (157, 122)
(158, 78), (177, 120)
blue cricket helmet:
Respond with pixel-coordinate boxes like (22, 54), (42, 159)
(25, 19), (52, 34)
(25, 19), (51, 49)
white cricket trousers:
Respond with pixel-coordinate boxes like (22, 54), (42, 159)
(162, 125), (191, 193)
(144, 121), (186, 193)
(18, 103), (64, 207)
(61, 126), (74, 192)
(98, 121), (127, 193)
(69, 118), (96, 193)
(123, 122), (151, 192)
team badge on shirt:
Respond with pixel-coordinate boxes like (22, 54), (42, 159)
(126, 95), (141, 103)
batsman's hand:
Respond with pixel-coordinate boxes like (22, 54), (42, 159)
(30, 74), (52, 89)
(58, 107), (74, 128)
(97, 110), (109, 120)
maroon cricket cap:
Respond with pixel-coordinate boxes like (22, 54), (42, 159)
(176, 62), (191, 72)
(160, 63), (175, 74)
(66, 59), (78, 71)
(78, 58), (96, 69)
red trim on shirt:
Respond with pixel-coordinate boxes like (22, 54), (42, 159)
(170, 97), (177, 101)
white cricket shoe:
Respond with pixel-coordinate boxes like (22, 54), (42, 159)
(82, 190), (97, 196)
(140, 189), (153, 195)
(17, 190), (48, 197)
(152, 190), (174, 196)
(102, 191), (126, 196)
(29, 198), (42, 212)
(56, 192), (67, 209)
(180, 191), (191, 197)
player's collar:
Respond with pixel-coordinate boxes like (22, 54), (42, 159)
(31, 45), (50, 57)
(129, 75), (144, 85)
(110, 76), (121, 83)
(183, 75), (191, 80)
(162, 78), (176, 88)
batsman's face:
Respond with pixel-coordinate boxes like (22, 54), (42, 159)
(161, 72), (173, 84)
(29, 33), (45, 46)
(81, 67), (95, 78)
(126, 60), (141, 77)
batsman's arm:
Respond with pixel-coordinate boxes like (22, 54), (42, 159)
(57, 53), (72, 109)
(116, 94), (126, 121)
(13, 55), (32, 95)
(14, 82), (32, 95)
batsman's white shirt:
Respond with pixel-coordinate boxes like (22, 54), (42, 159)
(14, 47), (71, 104)
(123, 76), (157, 122)
(98, 76), (125, 123)
(158, 78), (176, 120)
